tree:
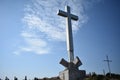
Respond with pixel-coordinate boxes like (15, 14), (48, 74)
(34, 77), (39, 80)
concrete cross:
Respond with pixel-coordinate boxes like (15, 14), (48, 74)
(57, 6), (78, 62)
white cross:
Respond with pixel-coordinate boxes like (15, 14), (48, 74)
(58, 6), (78, 62)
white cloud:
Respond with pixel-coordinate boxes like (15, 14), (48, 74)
(13, 31), (50, 55)
(16, 0), (93, 55)
(21, 31), (36, 38)
(20, 31), (50, 54)
(23, 14), (66, 41)
(13, 51), (21, 55)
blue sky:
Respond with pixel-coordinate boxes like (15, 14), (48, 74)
(0, 0), (120, 79)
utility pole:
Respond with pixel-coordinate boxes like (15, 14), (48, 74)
(104, 55), (112, 77)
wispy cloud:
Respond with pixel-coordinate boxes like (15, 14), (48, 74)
(14, 31), (50, 55)
(23, 14), (66, 41)
(15, 0), (96, 55)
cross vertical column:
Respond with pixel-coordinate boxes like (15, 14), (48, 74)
(66, 6), (74, 62)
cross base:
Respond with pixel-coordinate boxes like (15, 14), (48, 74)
(59, 57), (86, 80)
(59, 68), (86, 80)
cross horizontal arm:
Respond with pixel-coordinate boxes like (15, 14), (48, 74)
(71, 14), (78, 21)
(104, 60), (112, 62)
(57, 10), (67, 17)
(57, 10), (78, 21)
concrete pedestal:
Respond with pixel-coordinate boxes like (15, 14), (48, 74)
(59, 69), (86, 80)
